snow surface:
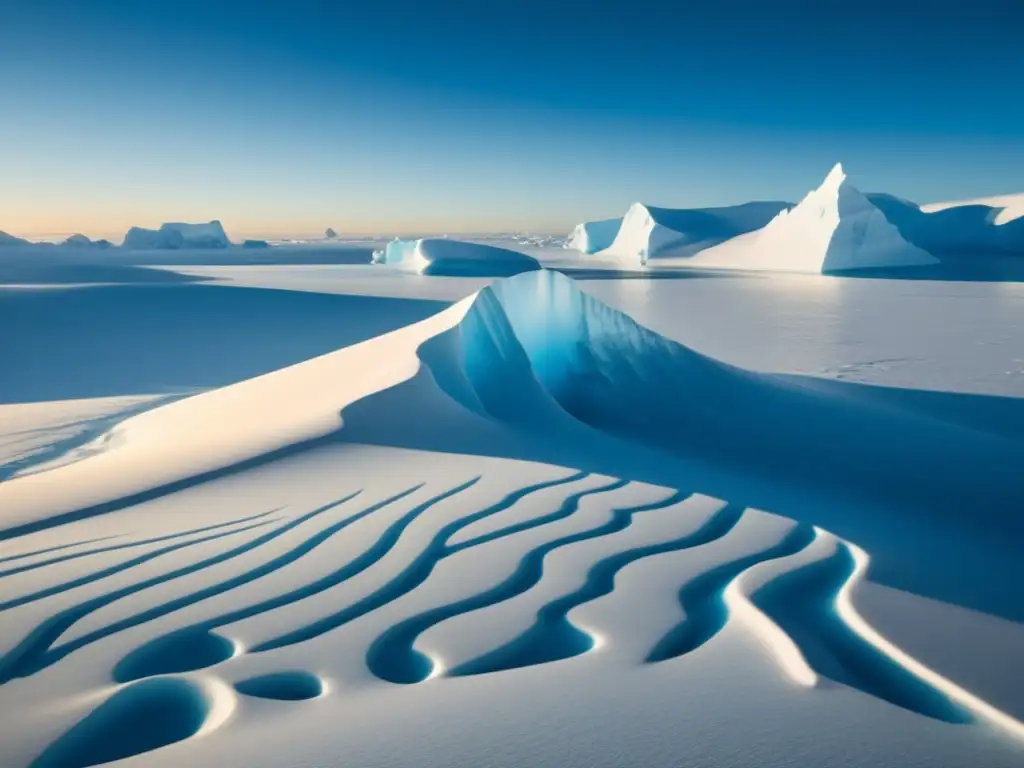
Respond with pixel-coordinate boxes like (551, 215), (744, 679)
(566, 218), (622, 254)
(690, 164), (939, 273)
(598, 201), (789, 265)
(2, 261), (1024, 768)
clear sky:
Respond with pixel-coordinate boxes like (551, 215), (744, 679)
(2, 0), (1022, 240)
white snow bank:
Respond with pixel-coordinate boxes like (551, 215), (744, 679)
(378, 237), (540, 276)
(566, 218), (622, 254)
(123, 221), (231, 249)
(690, 164), (939, 273)
(597, 201), (788, 265)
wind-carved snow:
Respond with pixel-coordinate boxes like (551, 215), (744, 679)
(123, 221), (231, 250)
(691, 164), (939, 273)
(1, 270), (1023, 767)
(596, 201), (789, 265)
(566, 218), (622, 254)
(376, 237), (540, 276)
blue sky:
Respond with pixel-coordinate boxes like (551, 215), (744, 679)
(2, 0), (1022, 239)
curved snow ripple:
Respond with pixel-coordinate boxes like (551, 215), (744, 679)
(29, 675), (235, 768)
(366, 484), (678, 684)
(646, 523), (817, 663)
(0, 492), (365, 683)
(234, 670), (325, 701)
(446, 501), (744, 677)
(716, 527), (1024, 738)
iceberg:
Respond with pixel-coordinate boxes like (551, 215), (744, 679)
(0, 231), (31, 247)
(376, 237), (540, 276)
(874, 192), (1024, 257)
(690, 164), (939, 273)
(62, 234), (112, 249)
(565, 218), (622, 254)
(922, 193), (1024, 227)
(597, 201), (789, 265)
(123, 221), (231, 250)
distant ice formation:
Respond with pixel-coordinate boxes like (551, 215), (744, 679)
(325, 228), (338, 239)
(691, 164), (939, 273)
(566, 218), (622, 254)
(243, 239), (270, 249)
(0, 231), (30, 247)
(63, 234), (112, 249)
(596, 201), (789, 265)
(874, 192), (1024, 256)
(377, 237), (540, 276)
(922, 193), (1024, 226)
(123, 221), (231, 250)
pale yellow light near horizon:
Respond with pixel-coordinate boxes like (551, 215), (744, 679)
(6, 210), (568, 242)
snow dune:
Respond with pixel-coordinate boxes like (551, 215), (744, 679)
(1, 270), (1023, 767)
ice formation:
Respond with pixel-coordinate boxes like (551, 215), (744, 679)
(376, 237), (540, 276)
(566, 218), (622, 254)
(922, 193), (1024, 226)
(691, 164), (939, 273)
(62, 234), (112, 249)
(873, 192), (1024, 256)
(597, 201), (789, 265)
(123, 221), (231, 250)
(0, 231), (30, 247)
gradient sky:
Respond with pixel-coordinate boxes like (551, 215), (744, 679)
(2, 0), (1023, 239)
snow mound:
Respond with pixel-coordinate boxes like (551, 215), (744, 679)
(566, 218), (622, 254)
(377, 237), (540, 276)
(597, 201), (789, 265)
(691, 164), (939, 273)
(123, 221), (231, 250)
(2, 270), (1021, 571)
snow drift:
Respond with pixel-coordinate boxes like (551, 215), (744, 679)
(376, 237), (540, 276)
(6, 268), (1020, 544)
(597, 201), (789, 265)
(566, 218), (622, 254)
(690, 164), (939, 273)
(123, 221), (231, 250)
